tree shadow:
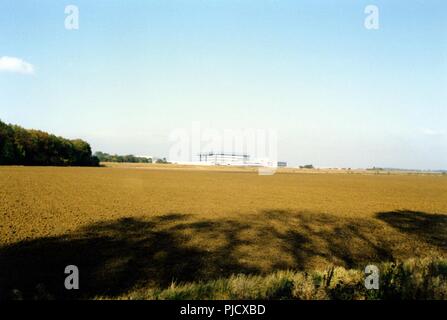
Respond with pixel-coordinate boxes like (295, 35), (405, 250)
(376, 210), (447, 251)
(262, 210), (396, 269)
(0, 214), (258, 300)
(2, 209), (444, 299)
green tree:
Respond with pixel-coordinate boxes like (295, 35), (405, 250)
(0, 119), (99, 166)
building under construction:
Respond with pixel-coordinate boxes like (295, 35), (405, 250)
(198, 152), (250, 165)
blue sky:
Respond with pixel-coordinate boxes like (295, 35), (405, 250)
(0, 0), (446, 169)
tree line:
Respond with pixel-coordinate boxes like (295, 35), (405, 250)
(94, 152), (170, 164)
(94, 151), (153, 163)
(0, 119), (99, 166)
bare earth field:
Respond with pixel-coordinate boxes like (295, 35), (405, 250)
(1, 164), (446, 299)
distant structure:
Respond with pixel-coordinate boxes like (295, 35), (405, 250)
(198, 152), (250, 166)
(195, 152), (279, 167)
(277, 161), (287, 167)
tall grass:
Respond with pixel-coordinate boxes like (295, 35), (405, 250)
(118, 258), (447, 300)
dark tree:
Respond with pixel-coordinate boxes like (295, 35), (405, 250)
(0, 119), (99, 167)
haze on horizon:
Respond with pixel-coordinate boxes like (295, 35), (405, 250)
(0, 0), (446, 170)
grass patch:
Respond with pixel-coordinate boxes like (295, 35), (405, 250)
(118, 258), (447, 300)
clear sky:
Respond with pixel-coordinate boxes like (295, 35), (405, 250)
(0, 0), (446, 169)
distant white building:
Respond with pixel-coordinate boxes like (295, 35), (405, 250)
(198, 152), (250, 166)
(172, 152), (278, 167)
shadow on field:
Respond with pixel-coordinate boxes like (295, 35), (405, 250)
(376, 210), (447, 250)
(1, 209), (446, 299)
(0, 214), (256, 300)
